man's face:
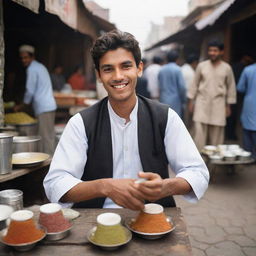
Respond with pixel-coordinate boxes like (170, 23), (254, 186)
(208, 46), (222, 62)
(20, 52), (33, 67)
(97, 47), (143, 104)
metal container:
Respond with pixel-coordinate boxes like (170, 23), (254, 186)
(0, 133), (13, 174)
(15, 123), (38, 136)
(0, 189), (23, 210)
(13, 136), (41, 153)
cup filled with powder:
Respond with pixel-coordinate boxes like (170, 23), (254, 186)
(1, 210), (46, 251)
(126, 203), (175, 239)
(88, 212), (132, 250)
(39, 203), (72, 241)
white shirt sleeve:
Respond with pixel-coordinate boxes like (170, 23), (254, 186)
(164, 108), (209, 202)
(43, 113), (88, 208)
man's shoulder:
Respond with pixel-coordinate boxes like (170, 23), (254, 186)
(138, 95), (169, 112)
(244, 63), (256, 73)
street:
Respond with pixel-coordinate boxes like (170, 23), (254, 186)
(175, 163), (256, 256)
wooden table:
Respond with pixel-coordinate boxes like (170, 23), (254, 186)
(0, 208), (192, 256)
(0, 159), (51, 183)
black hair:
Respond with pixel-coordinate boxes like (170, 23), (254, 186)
(91, 30), (141, 71)
(153, 56), (163, 64)
(167, 50), (179, 62)
(208, 39), (224, 50)
(186, 54), (199, 64)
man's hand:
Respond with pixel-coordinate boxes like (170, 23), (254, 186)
(134, 172), (192, 202)
(103, 179), (145, 210)
(188, 100), (194, 113)
(133, 172), (165, 202)
(14, 104), (23, 112)
(226, 105), (231, 117)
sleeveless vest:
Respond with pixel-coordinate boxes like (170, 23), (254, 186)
(73, 95), (176, 208)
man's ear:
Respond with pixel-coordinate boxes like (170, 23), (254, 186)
(137, 61), (143, 77)
(96, 70), (102, 83)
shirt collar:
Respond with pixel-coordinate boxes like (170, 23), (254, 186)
(107, 97), (138, 125)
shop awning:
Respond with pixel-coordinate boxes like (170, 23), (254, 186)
(45, 0), (115, 39)
(195, 0), (236, 30)
(11, 0), (39, 13)
(146, 0), (237, 51)
(145, 25), (197, 51)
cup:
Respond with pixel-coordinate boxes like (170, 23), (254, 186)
(3, 210), (44, 244)
(0, 189), (23, 210)
(39, 203), (71, 233)
(92, 213), (127, 245)
(131, 203), (172, 233)
(0, 133), (13, 174)
(0, 204), (14, 230)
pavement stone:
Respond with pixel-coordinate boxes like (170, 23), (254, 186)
(243, 247), (256, 256)
(206, 241), (245, 256)
(174, 161), (256, 256)
(228, 235), (256, 247)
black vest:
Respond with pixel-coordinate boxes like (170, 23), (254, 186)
(73, 95), (176, 208)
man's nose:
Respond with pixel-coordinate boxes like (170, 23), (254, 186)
(113, 68), (124, 80)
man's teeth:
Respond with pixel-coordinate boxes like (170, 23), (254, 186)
(113, 84), (127, 89)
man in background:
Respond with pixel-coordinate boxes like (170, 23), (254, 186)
(188, 40), (236, 151)
(16, 45), (56, 155)
(182, 54), (199, 131)
(144, 56), (163, 100)
(237, 57), (256, 159)
(158, 50), (186, 117)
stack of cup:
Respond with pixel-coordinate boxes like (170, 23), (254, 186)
(0, 189), (23, 210)
(0, 133), (13, 175)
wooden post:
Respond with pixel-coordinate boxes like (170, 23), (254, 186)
(0, 0), (5, 126)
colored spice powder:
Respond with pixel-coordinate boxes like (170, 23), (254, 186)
(91, 224), (127, 245)
(39, 211), (71, 233)
(3, 219), (44, 244)
(131, 212), (172, 233)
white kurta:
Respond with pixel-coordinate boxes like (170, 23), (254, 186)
(187, 60), (236, 126)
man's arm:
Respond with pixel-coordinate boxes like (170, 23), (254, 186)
(44, 113), (144, 210)
(135, 108), (209, 202)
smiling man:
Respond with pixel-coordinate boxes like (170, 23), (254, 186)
(44, 30), (209, 210)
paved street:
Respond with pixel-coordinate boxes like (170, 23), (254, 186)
(175, 162), (256, 256)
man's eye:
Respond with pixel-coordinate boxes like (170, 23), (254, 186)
(123, 65), (132, 69)
(103, 68), (112, 72)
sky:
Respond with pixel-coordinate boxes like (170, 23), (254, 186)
(93, 0), (189, 50)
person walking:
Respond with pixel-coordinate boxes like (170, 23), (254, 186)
(237, 60), (256, 159)
(16, 45), (57, 155)
(158, 50), (186, 117)
(181, 54), (199, 131)
(187, 40), (236, 151)
(144, 56), (163, 100)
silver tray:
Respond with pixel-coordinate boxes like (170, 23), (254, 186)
(87, 226), (132, 251)
(45, 222), (73, 241)
(125, 216), (175, 240)
(0, 226), (46, 251)
(12, 152), (50, 167)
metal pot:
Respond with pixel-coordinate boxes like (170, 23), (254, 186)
(13, 136), (41, 153)
(15, 123), (38, 136)
(0, 133), (13, 174)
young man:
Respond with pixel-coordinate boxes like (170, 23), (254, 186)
(44, 30), (209, 210)
(187, 40), (236, 151)
(16, 45), (56, 155)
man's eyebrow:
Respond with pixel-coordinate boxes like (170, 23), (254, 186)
(100, 64), (112, 69)
(122, 61), (133, 65)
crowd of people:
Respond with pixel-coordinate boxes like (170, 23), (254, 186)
(140, 40), (256, 159)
